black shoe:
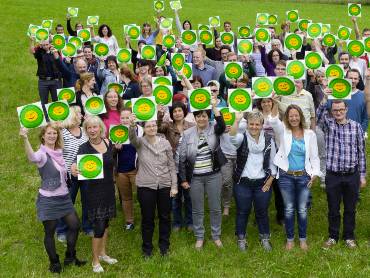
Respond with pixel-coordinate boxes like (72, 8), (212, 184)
(64, 251), (87, 267)
(49, 255), (62, 274)
(160, 248), (169, 257)
(142, 251), (152, 259)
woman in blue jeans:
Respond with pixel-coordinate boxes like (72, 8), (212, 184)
(267, 103), (320, 251)
(229, 111), (277, 251)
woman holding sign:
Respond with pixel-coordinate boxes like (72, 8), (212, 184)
(92, 24), (119, 56)
(19, 123), (86, 274)
(128, 115), (178, 258)
(97, 55), (121, 95)
(100, 89), (123, 137)
(266, 103), (320, 251)
(71, 116), (117, 273)
(75, 72), (98, 116)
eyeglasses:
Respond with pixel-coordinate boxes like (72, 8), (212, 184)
(221, 52), (229, 55)
(332, 108), (346, 113)
(276, 67), (286, 71)
(211, 89), (218, 92)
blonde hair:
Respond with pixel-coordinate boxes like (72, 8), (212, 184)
(75, 72), (95, 92)
(62, 106), (81, 129)
(246, 110), (264, 124)
(83, 115), (106, 139)
(39, 122), (64, 149)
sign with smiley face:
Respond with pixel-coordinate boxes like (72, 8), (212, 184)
(198, 30), (213, 45)
(77, 154), (104, 180)
(46, 100), (70, 122)
(325, 64), (344, 79)
(35, 28), (49, 42)
(307, 23), (322, 39)
(171, 53), (185, 71)
(67, 7), (78, 17)
(87, 16), (99, 26)
(27, 24), (40, 37)
(268, 15), (278, 25)
(123, 100), (132, 109)
(209, 16), (220, 28)
(117, 48), (132, 64)
(163, 34), (176, 48)
(298, 19), (311, 32)
(132, 97), (157, 121)
(238, 26), (251, 38)
(286, 10), (299, 23)
(328, 78), (352, 100)
(41, 20), (53, 30)
(228, 88), (252, 112)
(252, 77), (273, 98)
(109, 125), (130, 144)
(347, 40), (365, 57)
(287, 60), (306, 80)
(237, 39), (253, 55)
(62, 42), (77, 57)
(198, 24), (210, 31)
(77, 29), (91, 42)
(127, 25), (141, 40)
(17, 102), (46, 129)
(160, 18), (173, 31)
(224, 62), (243, 81)
(153, 85), (173, 106)
(52, 34), (66, 50)
(94, 42), (109, 57)
(304, 51), (323, 70)
(141, 45), (156, 60)
(322, 33), (337, 47)
(364, 37), (370, 53)
(152, 76), (172, 86)
(156, 52), (167, 67)
(85, 96), (106, 116)
(221, 32), (234, 45)
(254, 28), (270, 43)
(57, 87), (76, 104)
(284, 33), (303, 52)
(108, 83), (124, 95)
(154, 0), (164, 12)
(337, 25), (352, 41)
(256, 13), (269, 25)
(348, 3), (361, 17)
(180, 63), (193, 80)
(322, 24), (331, 34)
(220, 107), (235, 126)
(170, 0), (182, 10)
(181, 30), (197, 46)
(69, 36), (83, 50)
(189, 88), (212, 112)
(273, 76), (296, 96)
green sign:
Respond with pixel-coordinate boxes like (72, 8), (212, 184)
(57, 87), (76, 104)
(17, 102), (46, 129)
(228, 88), (252, 112)
(189, 88), (211, 111)
(287, 60), (306, 80)
(268, 15), (278, 25)
(347, 40), (365, 57)
(132, 97), (157, 121)
(67, 7), (78, 17)
(46, 100), (70, 122)
(85, 96), (106, 115)
(153, 85), (173, 105)
(77, 29), (91, 42)
(109, 125), (130, 144)
(171, 53), (185, 71)
(108, 83), (124, 95)
(238, 26), (251, 38)
(286, 10), (299, 23)
(160, 18), (173, 30)
(27, 24), (40, 37)
(348, 3), (361, 17)
(52, 34), (66, 50)
(255, 28), (270, 43)
(224, 62), (243, 81)
(322, 33), (336, 47)
(156, 52), (167, 67)
(325, 64), (344, 79)
(305, 51), (322, 70)
(322, 24), (331, 34)
(256, 13), (269, 25)
(284, 33), (303, 51)
(41, 20), (53, 30)
(209, 16), (220, 27)
(141, 45), (156, 60)
(364, 37), (370, 53)
(198, 24), (210, 31)
(35, 28), (49, 42)
(87, 16), (99, 26)
(69, 36), (83, 49)
(198, 30), (213, 45)
(328, 78), (352, 99)
(152, 76), (172, 86)
(94, 43), (109, 57)
(181, 30), (197, 46)
(163, 35), (176, 48)
(154, 0), (164, 12)
(298, 19), (311, 32)
(337, 25), (351, 41)
(252, 77), (273, 98)
(117, 48), (132, 64)
(170, 1), (182, 10)
(307, 23), (322, 39)
(220, 32), (234, 45)
(237, 39), (253, 55)
(181, 63), (193, 80)
(220, 107), (235, 126)
(127, 25), (141, 40)
(77, 154), (104, 180)
(62, 43), (77, 57)
(273, 77), (296, 96)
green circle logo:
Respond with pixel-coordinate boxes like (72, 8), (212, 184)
(35, 28), (49, 41)
(322, 25), (330, 34)
(325, 65), (344, 79)
(154, 1), (164, 11)
(62, 43), (77, 57)
(182, 30), (197, 45)
(48, 102), (70, 121)
(253, 78), (273, 98)
(237, 40), (253, 54)
(153, 77), (171, 85)
(42, 20), (52, 29)
(229, 89), (251, 111)
(19, 105), (44, 128)
(198, 25), (210, 31)
(28, 25), (39, 36)
(108, 83), (123, 94)
(225, 63), (243, 80)
(78, 29), (91, 42)
(109, 125), (129, 144)
(141, 45), (155, 60)
(117, 49), (131, 63)
(348, 4), (361, 16)
(285, 34), (302, 50)
(287, 60), (305, 80)
(221, 32), (234, 45)
(364, 37), (370, 53)
(273, 77), (295, 96)
(322, 33), (336, 47)
(347, 40), (365, 57)
(182, 63), (192, 79)
(256, 14), (268, 25)
(69, 36), (82, 49)
(58, 88), (75, 103)
(95, 43), (109, 57)
(298, 19), (310, 32)
(199, 30), (213, 45)
(172, 53), (185, 71)
(133, 98), (156, 121)
(153, 85), (172, 105)
(163, 35), (175, 48)
(52, 35), (65, 50)
(68, 8), (78, 16)
(307, 23), (321, 38)
(190, 89), (211, 110)
(78, 155), (102, 179)
(255, 29), (270, 43)
(161, 18), (172, 29)
(268, 15), (278, 25)
(128, 26), (140, 40)
(305, 52), (322, 70)
(338, 27), (351, 40)
(329, 78), (351, 99)
(209, 17), (220, 27)
(87, 16), (98, 25)
(238, 26), (251, 38)
(220, 107), (235, 126)
(156, 53), (167, 67)
(287, 11), (299, 22)
(85, 97), (105, 115)
(124, 100), (132, 108)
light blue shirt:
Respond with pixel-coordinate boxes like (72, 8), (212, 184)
(288, 137), (305, 171)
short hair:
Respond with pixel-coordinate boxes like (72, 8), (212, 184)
(226, 52), (237, 60)
(338, 51), (351, 60)
(105, 55), (119, 69)
(98, 24), (112, 37)
(120, 65), (138, 83)
(139, 77), (152, 89)
(39, 122), (64, 149)
(191, 75), (204, 87)
(283, 104), (307, 130)
(55, 24), (63, 31)
(224, 21), (231, 26)
(193, 109), (211, 119)
(220, 45), (231, 52)
(275, 60), (286, 68)
(170, 101), (188, 120)
(83, 45), (93, 51)
(83, 115), (106, 139)
(246, 110), (264, 124)
(330, 100), (348, 110)
(362, 28), (370, 35)
(63, 105), (82, 129)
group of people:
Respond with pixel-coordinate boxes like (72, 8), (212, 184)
(23, 5), (370, 274)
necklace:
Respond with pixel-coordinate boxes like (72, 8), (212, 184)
(89, 139), (103, 145)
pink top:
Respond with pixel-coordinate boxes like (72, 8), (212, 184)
(28, 145), (69, 197)
(102, 109), (121, 137)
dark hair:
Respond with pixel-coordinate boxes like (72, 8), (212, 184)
(276, 60), (286, 68)
(268, 26), (276, 31)
(152, 65), (167, 76)
(267, 49), (283, 64)
(83, 45), (93, 51)
(191, 75), (204, 87)
(138, 40), (147, 46)
(220, 45), (231, 52)
(142, 22), (152, 35)
(339, 51), (351, 60)
(121, 107), (132, 113)
(346, 68), (365, 90)
(255, 98), (274, 111)
(120, 65), (138, 82)
(330, 100), (348, 110)
(55, 24), (63, 31)
(193, 110), (211, 119)
(283, 104), (307, 130)
(224, 21), (231, 26)
(363, 28), (370, 35)
(105, 55), (119, 69)
(169, 102), (188, 120)
(75, 22), (83, 29)
(98, 24), (112, 37)
(182, 20), (192, 30)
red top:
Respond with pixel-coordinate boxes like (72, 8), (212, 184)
(102, 109), (121, 138)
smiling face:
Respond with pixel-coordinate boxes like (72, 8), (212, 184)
(331, 101), (347, 122)
(86, 123), (102, 139)
(87, 77), (96, 89)
(194, 93), (207, 103)
(316, 73), (325, 84)
(155, 67), (164, 76)
(294, 80), (303, 92)
(120, 110), (131, 126)
(52, 105), (66, 116)
(215, 37), (222, 48)
(192, 80), (202, 89)
(42, 127), (58, 146)
(224, 23), (231, 32)
(195, 111), (209, 129)
(192, 51), (203, 66)
(83, 47), (93, 59)
(102, 26), (108, 36)
(144, 121), (157, 136)
(348, 71), (360, 90)
(106, 90), (119, 109)
(76, 60), (87, 74)
(271, 51), (280, 64)
(172, 107), (184, 122)
(140, 82), (152, 96)
(288, 108), (301, 128)
(107, 60), (117, 71)
(339, 54), (350, 69)
(56, 26), (64, 34)
(183, 22), (191, 30)
(76, 24), (83, 31)
(25, 110), (38, 122)
(261, 98), (273, 113)
(247, 118), (262, 137)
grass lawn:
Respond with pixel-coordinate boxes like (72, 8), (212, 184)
(1, 0), (370, 277)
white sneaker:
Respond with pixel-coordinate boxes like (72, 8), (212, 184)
(99, 255), (118, 265)
(92, 263), (104, 273)
(57, 234), (66, 243)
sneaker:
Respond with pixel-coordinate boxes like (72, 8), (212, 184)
(237, 239), (247, 251)
(99, 255), (118, 265)
(345, 239), (357, 249)
(92, 263), (104, 273)
(214, 239), (223, 248)
(322, 238), (337, 250)
(261, 239), (272, 252)
(125, 223), (135, 230)
(57, 234), (66, 243)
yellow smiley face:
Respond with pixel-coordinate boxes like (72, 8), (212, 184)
(25, 110), (38, 122)
(333, 82), (346, 93)
(277, 82), (290, 92)
(365, 40), (370, 48)
(289, 13), (297, 20)
(328, 69), (340, 77)
(156, 90), (168, 100)
(52, 106), (65, 115)
(90, 17), (97, 24)
(84, 160), (97, 171)
(137, 103), (151, 113)
(290, 64), (301, 74)
(165, 38), (173, 45)
(98, 46), (106, 53)
(289, 38), (299, 47)
(222, 112), (233, 122)
(130, 29), (138, 36)
(89, 100), (100, 109)
(202, 33), (210, 40)
(228, 66), (239, 75)
(325, 37), (334, 44)
(302, 23), (308, 30)
(195, 93), (207, 103)
(174, 57), (183, 66)
(351, 6), (359, 14)
(258, 32), (266, 39)
(310, 26), (318, 34)
(183, 67), (189, 76)
(185, 33), (193, 41)
(144, 49), (153, 56)
(340, 30), (348, 37)
(257, 81), (269, 92)
(110, 85), (120, 92)
(350, 44), (361, 53)
(234, 94), (246, 104)
(114, 129), (125, 138)
(120, 52), (128, 60)
(308, 56), (319, 65)
(61, 93), (71, 100)
(54, 38), (63, 45)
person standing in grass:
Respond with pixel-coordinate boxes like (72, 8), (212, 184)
(20, 123), (86, 274)
(100, 89), (123, 137)
(317, 91), (366, 250)
(266, 103), (320, 251)
(229, 111), (277, 252)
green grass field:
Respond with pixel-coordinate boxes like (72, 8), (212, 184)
(1, 0), (370, 277)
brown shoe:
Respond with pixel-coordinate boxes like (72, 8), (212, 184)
(195, 240), (204, 250)
(345, 239), (357, 249)
(322, 238), (337, 250)
(300, 240), (308, 251)
(285, 241), (294, 250)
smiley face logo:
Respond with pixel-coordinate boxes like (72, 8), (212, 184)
(84, 160), (97, 172)
(43, 21), (51, 28)
(119, 52), (128, 60)
(351, 6), (359, 14)
(52, 106), (65, 116)
(257, 81), (269, 92)
(257, 14), (267, 23)
(308, 56), (319, 65)
(258, 32), (266, 40)
(290, 64), (301, 74)
(185, 33), (193, 41)
(210, 17), (219, 26)
(174, 57), (183, 66)
(365, 40), (370, 50)
(234, 94), (246, 104)
(289, 38), (299, 47)
(98, 46), (105, 53)
(195, 93), (207, 103)
(155, 1), (164, 10)
(144, 49), (153, 57)
(273, 77), (296, 95)
(310, 26), (318, 34)
(325, 36), (333, 45)
(89, 17), (97, 24)
(156, 90), (168, 100)
(90, 100), (100, 109)
(55, 38), (62, 45)
(165, 37), (173, 45)
(61, 92), (71, 101)
(329, 69), (339, 77)
(333, 82), (346, 93)
(229, 66), (238, 75)
(278, 82), (290, 92)
(129, 28), (138, 37)
(182, 66), (189, 76)
(202, 33), (210, 41)
(80, 31), (88, 39)
(350, 44), (360, 53)
(137, 103), (151, 114)
(223, 112), (232, 122)
(25, 110), (38, 122)
(114, 129), (125, 138)
(302, 22), (308, 30)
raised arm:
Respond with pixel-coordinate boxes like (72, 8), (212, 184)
(351, 16), (361, 40)
(128, 114), (142, 148)
(19, 127), (47, 167)
(174, 9), (183, 34)
(212, 97), (226, 135)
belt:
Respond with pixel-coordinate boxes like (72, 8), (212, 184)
(285, 170), (306, 176)
(39, 76), (57, 81)
(327, 167), (357, 176)
(240, 177), (266, 183)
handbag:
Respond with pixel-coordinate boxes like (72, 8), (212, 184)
(212, 136), (227, 172)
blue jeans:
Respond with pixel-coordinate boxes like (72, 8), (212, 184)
(172, 182), (192, 228)
(278, 171), (311, 241)
(234, 177), (272, 238)
(57, 177), (92, 235)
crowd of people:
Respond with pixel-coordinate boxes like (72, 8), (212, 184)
(21, 4), (370, 274)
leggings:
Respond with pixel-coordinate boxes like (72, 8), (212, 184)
(93, 219), (109, 238)
(42, 212), (80, 262)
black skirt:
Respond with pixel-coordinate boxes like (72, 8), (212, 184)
(36, 193), (75, 221)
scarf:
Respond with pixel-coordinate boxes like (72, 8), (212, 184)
(245, 130), (266, 154)
(40, 145), (67, 181)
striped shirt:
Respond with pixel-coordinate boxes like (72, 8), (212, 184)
(316, 103), (366, 178)
(62, 128), (88, 174)
(193, 133), (213, 175)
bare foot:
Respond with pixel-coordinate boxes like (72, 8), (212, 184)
(285, 241), (294, 250)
